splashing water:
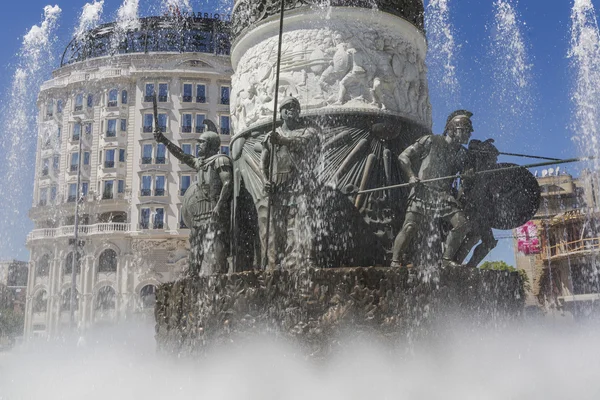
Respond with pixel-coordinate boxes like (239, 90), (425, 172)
(74, 1), (104, 39)
(489, 0), (533, 136)
(116, 0), (140, 30)
(162, 0), (192, 14)
(0, 5), (61, 259)
(569, 0), (600, 165)
(425, 0), (460, 97)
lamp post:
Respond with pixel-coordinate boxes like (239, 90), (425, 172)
(69, 116), (83, 330)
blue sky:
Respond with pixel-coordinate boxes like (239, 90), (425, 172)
(0, 0), (592, 265)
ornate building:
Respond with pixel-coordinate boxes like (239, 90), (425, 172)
(514, 169), (600, 316)
(25, 16), (232, 337)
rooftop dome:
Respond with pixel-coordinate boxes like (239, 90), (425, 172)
(61, 15), (231, 67)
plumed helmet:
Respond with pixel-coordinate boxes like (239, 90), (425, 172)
(279, 96), (301, 112)
(468, 138), (499, 157)
(444, 110), (474, 135)
(199, 119), (221, 154)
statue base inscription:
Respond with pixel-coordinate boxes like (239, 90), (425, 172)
(155, 266), (525, 357)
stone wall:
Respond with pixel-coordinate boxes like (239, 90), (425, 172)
(155, 266), (525, 357)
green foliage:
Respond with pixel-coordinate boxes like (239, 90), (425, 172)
(0, 284), (24, 339)
(480, 261), (531, 294)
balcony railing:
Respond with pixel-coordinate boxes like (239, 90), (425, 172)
(547, 237), (600, 260)
(144, 95), (154, 102)
(140, 222), (149, 230)
(104, 161), (115, 168)
(153, 221), (164, 229)
(27, 223), (131, 242)
(102, 191), (113, 200)
(106, 131), (117, 137)
(74, 105), (83, 112)
(220, 97), (230, 105)
(143, 126), (153, 133)
(141, 189), (151, 196)
(141, 157), (152, 164)
(107, 101), (118, 107)
(154, 188), (165, 196)
(182, 126), (192, 133)
(196, 96), (206, 103)
(195, 126), (204, 133)
(220, 128), (230, 135)
(158, 95), (168, 102)
(183, 95), (192, 102)
(155, 157), (166, 164)
(70, 165), (78, 172)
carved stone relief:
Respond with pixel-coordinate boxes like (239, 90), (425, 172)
(231, 24), (431, 133)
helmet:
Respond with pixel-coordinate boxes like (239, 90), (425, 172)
(199, 130), (221, 155)
(279, 96), (301, 112)
(444, 110), (473, 136)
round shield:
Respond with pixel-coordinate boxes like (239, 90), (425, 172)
(181, 183), (202, 229)
(487, 163), (541, 230)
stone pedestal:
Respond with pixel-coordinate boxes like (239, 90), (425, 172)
(155, 267), (525, 357)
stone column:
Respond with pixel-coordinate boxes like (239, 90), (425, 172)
(80, 255), (95, 329)
(23, 258), (37, 338)
(46, 255), (60, 337)
(230, 0), (432, 267)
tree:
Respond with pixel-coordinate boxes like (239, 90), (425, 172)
(480, 261), (531, 293)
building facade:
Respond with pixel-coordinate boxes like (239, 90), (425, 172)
(514, 169), (600, 316)
(25, 16), (232, 337)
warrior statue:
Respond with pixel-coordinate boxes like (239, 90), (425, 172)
(454, 139), (499, 267)
(154, 122), (233, 275)
(391, 110), (473, 268)
(261, 96), (320, 268)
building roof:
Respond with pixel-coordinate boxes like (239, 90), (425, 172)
(61, 16), (230, 67)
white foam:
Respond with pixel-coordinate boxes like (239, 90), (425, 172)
(74, 1), (104, 38)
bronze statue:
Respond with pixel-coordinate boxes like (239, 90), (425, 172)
(391, 110), (473, 268)
(154, 123), (233, 275)
(453, 139), (499, 267)
(260, 96), (320, 268)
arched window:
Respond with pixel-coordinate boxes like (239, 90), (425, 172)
(108, 89), (118, 107)
(33, 290), (48, 312)
(98, 249), (117, 274)
(61, 288), (79, 311)
(65, 252), (81, 275)
(140, 285), (156, 309)
(95, 286), (116, 311)
(121, 90), (128, 104)
(36, 254), (51, 277)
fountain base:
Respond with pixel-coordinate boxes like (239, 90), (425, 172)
(155, 267), (525, 357)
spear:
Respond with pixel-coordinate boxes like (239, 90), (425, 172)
(263, 0), (286, 269)
(357, 156), (596, 195)
(153, 92), (160, 133)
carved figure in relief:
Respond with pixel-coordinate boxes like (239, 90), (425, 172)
(393, 47), (420, 116)
(391, 110), (473, 268)
(370, 37), (398, 110)
(260, 97), (320, 268)
(154, 123), (233, 275)
(335, 36), (373, 105)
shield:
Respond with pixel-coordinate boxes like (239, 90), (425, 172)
(181, 183), (205, 229)
(487, 163), (541, 230)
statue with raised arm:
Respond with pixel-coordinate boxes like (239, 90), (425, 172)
(260, 96), (320, 268)
(391, 110), (473, 268)
(154, 121), (233, 275)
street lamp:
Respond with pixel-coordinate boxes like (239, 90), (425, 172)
(69, 116), (83, 330)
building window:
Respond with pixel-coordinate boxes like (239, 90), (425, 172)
(140, 208), (150, 229)
(50, 186), (57, 203)
(46, 99), (53, 117)
(118, 180), (125, 193)
(154, 208), (164, 229)
(57, 99), (63, 114)
(179, 208), (187, 228)
(106, 89), (117, 107)
(182, 143), (192, 155)
(220, 85), (230, 105)
(98, 249), (117, 274)
(119, 149), (126, 162)
(195, 143), (201, 157)
(143, 114), (153, 133)
(140, 285), (156, 309)
(121, 90), (128, 104)
(41, 158), (49, 176)
(53, 155), (60, 172)
(144, 83), (155, 102)
(180, 175), (191, 196)
(195, 114), (205, 133)
(196, 84), (206, 103)
(70, 153), (79, 172)
(105, 149), (115, 168)
(39, 188), (47, 206)
(74, 93), (83, 111)
(158, 113), (168, 132)
(36, 255), (51, 278)
(87, 94), (94, 108)
(156, 143), (166, 164)
(221, 146), (230, 156)
(220, 115), (230, 135)
(120, 118), (127, 132)
(85, 122), (92, 136)
(57, 126), (61, 140)
(142, 144), (153, 164)
(72, 123), (81, 141)
(182, 113), (192, 133)
(64, 251), (81, 275)
(155, 176), (165, 196)
(82, 182), (89, 197)
(95, 286), (116, 310)
(158, 83), (169, 102)
(107, 119), (117, 137)
(33, 290), (48, 312)
(141, 175), (151, 196)
(83, 152), (90, 165)
(103, 180), (114, 199)
(183, 83), (193, 102)
(68, 183), (77, 202)
(61, 288), (79, 311)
